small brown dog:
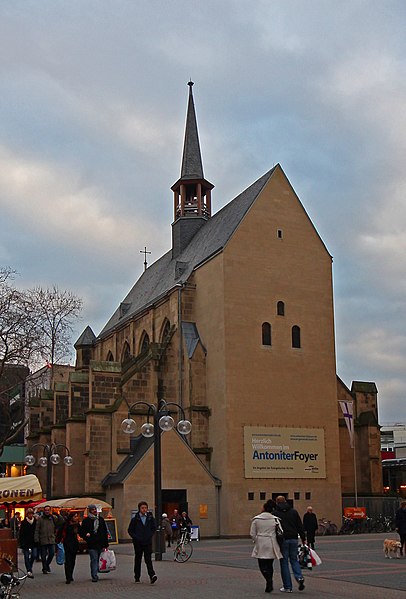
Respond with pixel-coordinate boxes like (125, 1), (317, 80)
(383, 539), (402, 558)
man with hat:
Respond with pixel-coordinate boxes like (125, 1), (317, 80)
(79, 504), (109, 582)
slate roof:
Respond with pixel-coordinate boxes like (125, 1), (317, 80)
(180, 81), (204, 180)
(99, 165), (277, 337)
(101, 435), (154, 486)
(74, 325), (96, 348)
(182, 322), (205, 358)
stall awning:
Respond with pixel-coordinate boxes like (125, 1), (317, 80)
(0, 474), (43, 503)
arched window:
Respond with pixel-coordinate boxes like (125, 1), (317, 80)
(106, 351), (114, 362)
(160, 319), (171, 342)
(292, 325), (301, 348)
(262, 322), (272, 346)
(139, 332), (150, 354)
(277, 301), (285, 316)
(121, 342), (131, 362)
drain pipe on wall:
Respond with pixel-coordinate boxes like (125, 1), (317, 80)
(177, 283), (184, 409)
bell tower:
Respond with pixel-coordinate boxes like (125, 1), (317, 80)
(171, 81), (214, 259)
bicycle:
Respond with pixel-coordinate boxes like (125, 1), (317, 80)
(0, 558), (27, 599)
(173, 527), (193, 563)
(317, 518), (338, 535)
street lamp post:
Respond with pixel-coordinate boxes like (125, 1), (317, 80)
(25, 443), (73, 500)
(121, 399), (192, 561)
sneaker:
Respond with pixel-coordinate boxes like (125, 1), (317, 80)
(150, 575), (157, 584)
(298, 578), (305, 591)
(134, 579), (141, 583)
(279, 589), (292, 593)
(92, 577), (98, 582)
(27, 572), (34, 579)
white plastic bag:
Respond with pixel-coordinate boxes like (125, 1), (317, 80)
(99, 548), (116, 573)
(309, 547), (322, 566)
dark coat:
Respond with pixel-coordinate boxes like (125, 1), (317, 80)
(79, 515), (109, 550)
(303, 512), (318, 534)
(18, 518), (36, 549)
(395, 507), (406, 535)
(128, 512), (156, 545)
(273, 501), (305, 542)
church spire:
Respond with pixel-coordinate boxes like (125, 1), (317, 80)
(171, 82), (214, 259)
(181, 81), (204, 180)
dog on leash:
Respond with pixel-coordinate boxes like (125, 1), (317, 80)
(383, 539), (402, 559)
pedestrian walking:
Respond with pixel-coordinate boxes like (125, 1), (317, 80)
(250, 499), (283, 593)
(395, 500), (406, 556)
(18, 508), (37, 578)
(170, 508), (182, 542)
(303, 506), (318, 549)
(57, 512), (80, 584)
(10, 512), (21, 539)
(34, 505), (63, 574)
(273, 496), (306, 593)
(128, 501), (157, 584)
(161, 513), (173, 547)
(79, 504), (109, 582)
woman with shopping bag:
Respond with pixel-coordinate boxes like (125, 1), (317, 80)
(56, 512), (80, 584)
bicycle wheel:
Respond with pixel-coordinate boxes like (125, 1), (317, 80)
(174, 542), (193, 563)
(329, 523), (338, 535)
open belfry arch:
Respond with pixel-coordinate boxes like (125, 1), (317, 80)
(26, 82), (382, 540)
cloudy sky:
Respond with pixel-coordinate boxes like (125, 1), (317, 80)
(0, 0), (405, 423)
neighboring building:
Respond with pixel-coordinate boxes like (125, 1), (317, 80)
(381, 424), (406, 496)
(337, 379), (382, 496)
(0, 364), (29, 477)
(26, 83), (382, 538)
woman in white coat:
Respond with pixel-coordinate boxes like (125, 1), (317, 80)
(250, 499), (283, 593)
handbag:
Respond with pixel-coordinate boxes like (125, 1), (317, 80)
(56, 542), (65, 565)
(274, 517), (285, 549)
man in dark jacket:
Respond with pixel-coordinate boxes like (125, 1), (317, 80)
(303, 506), (318, 549)
(395, 501), (406, 556)
(273, 496), (306, 593)
(128, 501), (157, 584)
(18, 508), (37, 577)
(80, 504), (109, 582)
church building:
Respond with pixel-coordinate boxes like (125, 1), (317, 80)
(26, 83), (382, 539)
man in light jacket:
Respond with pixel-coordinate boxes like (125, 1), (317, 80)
(34, 505), (63, 574)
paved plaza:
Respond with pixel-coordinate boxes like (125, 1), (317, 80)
(9, 533), (406, 598)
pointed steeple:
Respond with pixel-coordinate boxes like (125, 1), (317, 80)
(181, 81), (204, 180)
(171, 82), (214, 259)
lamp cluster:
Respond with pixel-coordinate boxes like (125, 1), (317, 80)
(25, 445), (73, 468)
(121, 414), (192, 436)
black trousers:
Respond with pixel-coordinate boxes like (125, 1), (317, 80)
(133, 540), (155, 579)
(258, 558), (274, 583)
(64, 543), (77, 581)
(306, 532), (316, 548)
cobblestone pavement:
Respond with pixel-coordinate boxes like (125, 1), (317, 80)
(8, 533), (406, 599)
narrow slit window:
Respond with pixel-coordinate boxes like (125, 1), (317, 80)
(277, 229), (283, 239)
(262, 322), (272, 346)
(292, 325), (301, 348)
(277, 301), (285, 316)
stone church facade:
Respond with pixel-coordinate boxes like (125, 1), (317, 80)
(26, 83), (382, 539)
